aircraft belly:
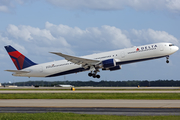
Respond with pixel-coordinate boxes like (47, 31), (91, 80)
(45, 64), (84, 77)
(46, 66), (87, 77)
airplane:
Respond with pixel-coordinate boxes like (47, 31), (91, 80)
(4, 42), (179, 79)
(56, 85), (74, 87)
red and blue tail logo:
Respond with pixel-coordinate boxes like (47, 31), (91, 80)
(4, 45), (37, 70)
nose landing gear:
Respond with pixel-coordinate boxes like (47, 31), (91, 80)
(166, 56), (169, 63)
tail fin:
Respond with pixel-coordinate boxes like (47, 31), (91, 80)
(4, 45), (37, 70)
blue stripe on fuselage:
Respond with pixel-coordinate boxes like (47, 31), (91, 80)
(46, 67), (88, 77)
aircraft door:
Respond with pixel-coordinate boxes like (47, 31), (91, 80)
(39, 66), (43, 72)
(159, 44), (164, 51)
(121, 51), (125, 58)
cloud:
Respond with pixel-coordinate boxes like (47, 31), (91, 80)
(1, 0), (180, 14)
(6, 24), (72, 56)
(0, 5), (8, 12)
(46, 0), (180, 13)
(7, 24), (33, 41)
(0, 0), (31, 13)
(0, 22), (179, 62)
(126, 29), (179, 45)
(7, 24), (59, 43)
(45, 22), (132, 53)
(0, 34), (26, 59)
(166, 0), (180, 13)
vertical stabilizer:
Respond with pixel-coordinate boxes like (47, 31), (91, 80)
(4, 45), (37, 70)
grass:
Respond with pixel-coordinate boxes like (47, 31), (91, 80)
(0, 112), (179, 120)
(0, 93), (180, 99)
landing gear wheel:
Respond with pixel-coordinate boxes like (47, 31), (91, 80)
(96, 75), (100, 79)
(88, 73), (92, 77)
(166, 60), (169, 63)
(88, 69), (100, 78)
(88, 73), (100, 79)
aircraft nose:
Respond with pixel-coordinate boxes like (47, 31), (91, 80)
(170, 46), (179, 54)
(175, 46), (179, 52)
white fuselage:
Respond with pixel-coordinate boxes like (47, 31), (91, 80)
(13, 43), (179, 77)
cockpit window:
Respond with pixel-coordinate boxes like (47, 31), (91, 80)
(169, 44), (174, 47)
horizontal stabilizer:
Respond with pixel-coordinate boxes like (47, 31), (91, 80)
(5, 70), (30, 74)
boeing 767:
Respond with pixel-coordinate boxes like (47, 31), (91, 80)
(4, 43), (179, 78)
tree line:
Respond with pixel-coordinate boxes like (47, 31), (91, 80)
(3, 80), (180, 87)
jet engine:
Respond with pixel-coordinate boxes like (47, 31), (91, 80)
(101, 59), (116, 68)
(102, 65), (121, 71)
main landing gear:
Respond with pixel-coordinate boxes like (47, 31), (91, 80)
(166, 56), (169, 63)
(88, 71), (100, 79)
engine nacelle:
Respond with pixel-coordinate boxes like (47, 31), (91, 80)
(102, 65), (121, 71)
(109, 65), (121, 71)
(102, 59), (116, 68)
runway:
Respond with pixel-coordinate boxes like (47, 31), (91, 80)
(1, 90), (180, 93)
(0, 99), (180, 108)
(1, 87), (180, 89)
(1, 87), (180, 116)
(0, 107), (179, 116)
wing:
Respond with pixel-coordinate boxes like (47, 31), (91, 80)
(50, 52), (100, 68)
(5, 70), (30, 74)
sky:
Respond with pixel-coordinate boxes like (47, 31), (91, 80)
(0, 0), (180, 83)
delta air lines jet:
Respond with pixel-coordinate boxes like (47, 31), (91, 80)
(4, 43), (179, 79)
